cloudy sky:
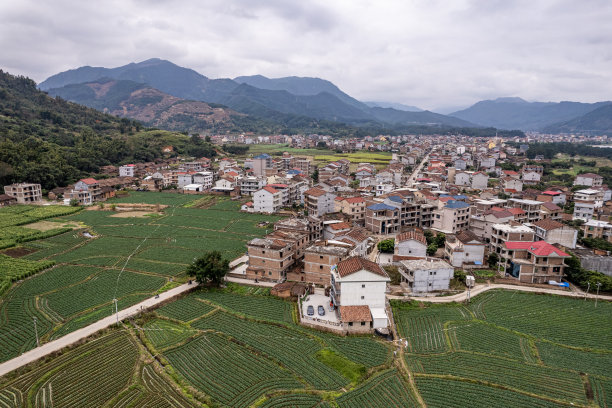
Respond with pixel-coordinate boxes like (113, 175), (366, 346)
(1, 0), (611, 111)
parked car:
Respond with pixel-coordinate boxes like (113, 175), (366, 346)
(307, 305), (314, 316)
(317, 305), (325, 316)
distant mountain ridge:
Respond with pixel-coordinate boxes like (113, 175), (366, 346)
(364, 101), (423, 112)
(451, 97), (611, 131)
(40, 59), (475, 128)
(542, 104), (612, 135)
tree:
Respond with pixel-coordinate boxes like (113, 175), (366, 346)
(311, 169), (319, 182)
(377, 239), (395, 253)
(69, 198), (79, 207)
(434, 233), (446, 247)
(187, 251), (230, 286)
(424, 229), (434, 245)
(427, 243), (438, 256)
(205, 135), (211, 142)
(487, 253), (499, 268)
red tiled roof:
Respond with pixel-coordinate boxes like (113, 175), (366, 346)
(532, 219), (564, 231)
(541, 202), (561, 211)
(396, 231), (426, 245)
(330, 222), (351, 231)
(80, 178), (98, 185)
(542, 190), (561, 196)
(339, 305), (372, 322)
(507, 208), (525, 215)
(504, 241), (569, 257)
(336, 256), (388, 278)
(262, 186), (279, 194)
(345, 196), (365, 204)
(503, 170), (519, 176)
(244, 201), (253, 206)
(304, 187), (326, 197)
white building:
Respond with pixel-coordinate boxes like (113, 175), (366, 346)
(177, 172), (194, 188)
(253, 186), (283, 214)
(574, 173), (603, 187)
(398, 259), (454, 294)
(521, 171), (541, 185)
(454, 172), (470, 186)
(471, 172), (489, 190)
(240, 176), (267, 196)
(193, 171), (213, 190)
(531, 219), (578, 249)
(331, 257), (390, 330)
(394, 231), (427, 258)
(183, 183), (204, 192)
(444, 230), (485, 267)
(119, 164), (135, 177)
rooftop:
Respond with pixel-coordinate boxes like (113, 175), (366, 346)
(339, 305), (372, 322)
(504, 241), (569, 257)
(336, 256), (388, 278)
(532, 219), (564, 231)
(396, 231), (427, 245)
(399, 258), (453, 271)
(445, 200), (470, 209)
(492, 223), (534, 233)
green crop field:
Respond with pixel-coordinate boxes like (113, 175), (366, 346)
(394, 289), (612, 407)
(0, 192), (279, 363)
(3, 287), (610, 407)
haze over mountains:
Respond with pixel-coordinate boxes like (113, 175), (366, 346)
(40, 58), (612, 135)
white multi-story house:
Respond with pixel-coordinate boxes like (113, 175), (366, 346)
(574, 173), (603, 187)
(119, 164), (135, 177)
(531, 219), (578, 249)
(432, 200), (471, 234)
(521, 171), (541, 185)
(444, 230), (485, 267)
(398, 259), (454, 294)
(193, 171), (214, 190)
(253, 186), (283, 214)
(177, 172), (195, 188)
(454, 172), (470, 186)
(304, 187), (336, 217)
(330, 257), (390, 331)
(471, 172), (489, 190)
(394, 231), (427, 258)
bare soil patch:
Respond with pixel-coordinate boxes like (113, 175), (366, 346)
(1, 247), (37, 258)
(109, 211), (159, 218)
(25, 221), (79, 231)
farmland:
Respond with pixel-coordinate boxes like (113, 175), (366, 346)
(1, 286), (610, 407)
(0, 192), (280, 363)
(394, 289), (612, 407)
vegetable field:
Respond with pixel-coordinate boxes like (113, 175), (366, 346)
(0, 192), (280, 363)
(393, 289), (612, 407)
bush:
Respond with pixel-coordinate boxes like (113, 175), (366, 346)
(377, 239), (395, 253)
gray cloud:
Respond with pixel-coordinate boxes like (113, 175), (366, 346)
(1, 0), (611, 111)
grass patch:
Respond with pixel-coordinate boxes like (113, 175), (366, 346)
(316, 348), (366, 385)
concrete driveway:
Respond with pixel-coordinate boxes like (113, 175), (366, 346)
(302, 293), (338, 324)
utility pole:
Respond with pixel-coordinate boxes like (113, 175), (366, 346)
(467, 284), (471, 304)
(595, 282), (602, 308)
(585, 282), (590, 301)
(33, 316), (39, 347)
(113, 298), (119, 325)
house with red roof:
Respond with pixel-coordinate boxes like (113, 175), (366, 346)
(502, 241), (569, 284)
(65, 178), (102, 205)
(253, 186), (283, 214)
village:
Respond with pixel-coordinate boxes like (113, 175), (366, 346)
(3, 132), (611, 337)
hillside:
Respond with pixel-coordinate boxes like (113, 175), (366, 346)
(0, 70), (216, 191)
(41, 59), (477, 128)
(47, 78), (250, 134)
(542, 104), (612, 135)
(365, 101), (423, 112)
(451, 97), (611, 130)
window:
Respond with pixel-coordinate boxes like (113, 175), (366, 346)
(362, 284), (365, 288)
(269, 271), (272, 275)
(361, 322), (366, 326)
(348, 322), (353, 326)
(320, 255), (323, 259)
(262, 250), (266, 254)
(280, 252), (283, 257)
(361, 296), (364, 300)
(320, 265), (323, 269)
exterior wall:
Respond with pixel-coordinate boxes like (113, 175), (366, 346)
(119, 166), (135, 177)
(574, 175), (603, 187)
(246, 246), (293, 281)
(395, 240), (427, 257)
(536, 227), (578, 249)
(573, 202), (595, 221)
(471, 174), (488, 190)
(412, 267), (454, 293)
(254, 190), (282, 213)
(454, 173), (470, 186)
(4, 183), (42, 203)
(303, 252), (343, 285)
(339, 280), (387, 308)
(446, 243), (485, 267)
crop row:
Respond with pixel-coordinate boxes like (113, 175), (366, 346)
(0, 205), (81, 228)
(164, 333), (303, 407)
(448, 321), (529, 361)
(407, 351), (587, 404)
(260, 394), (330, 408)
(197, 290), (294, 323)
(591, 377), (612, 408)
(470, 290), (612, 349)
(415, 377), (567, 408)
(0, 255), (55, 296)
(144, 319), (195, 349)
(23, 230), (88, 260)
(317, 333), (389, 368)
(193, 310), (348, 389)
(156, 295), (217, 322)
(536, 341), (612, 378)
(335, 369), (417, 408)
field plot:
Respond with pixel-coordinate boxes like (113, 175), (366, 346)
(259, 394), (331, 408)
(0, 331), (195, 408)
(394, 289), (612, 407)
(0, 192), (280, 363)
(335, 369), (417, 408)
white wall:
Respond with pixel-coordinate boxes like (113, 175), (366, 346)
(412, 267), (454, 293)
(395, 240), (427, 257)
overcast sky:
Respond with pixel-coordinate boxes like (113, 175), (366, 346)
(1, 0), (611, 111)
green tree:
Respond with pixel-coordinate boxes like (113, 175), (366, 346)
(424, 229), (434, 245)
(434, 233), (446, 247)
(487, 253), (499, 268)
(69, 198), (79, 207)
(311, 169), (319, 182)
(187, 251), (230, 286)
(377, 239), (395, 253)
(427, 243), (438, 256)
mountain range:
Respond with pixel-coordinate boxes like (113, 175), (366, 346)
(450, 97), (612, 132)
(40, 58), (474, 129)
(39, 59), (611, 135)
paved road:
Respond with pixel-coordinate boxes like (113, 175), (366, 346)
(407, 153), (429, 187)
(0, 282), (195, 378)
(388, 283), (612, 303)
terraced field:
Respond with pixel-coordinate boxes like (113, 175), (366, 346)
(0, 192), (280, 363)
(393, 289), (612, 407)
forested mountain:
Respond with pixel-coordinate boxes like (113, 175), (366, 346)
(364, 101), (423, 112)
(0, 70), (216, 191)
(542, 104), (612, 135)
(450, 97), (611, 130)
(40, 59), (477, 128)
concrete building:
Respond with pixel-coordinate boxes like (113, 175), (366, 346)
(119, 164), (135, 177)
(444, 230), (486, 268)
(254, 186), (283, 214)
(503, 241), (569, 284)
(471, 172), (489, 190)
(193, 171), (214, 190)
(335, 196), (366, 225)
(66, 178), (101, 205)
(246, 238), (294, 282)
(574, 173), (603, 187)
(304, 187), (336, 217)
(252, 153), (273, 176)
(470, 209), (514, 242)
(365, 203), (400, 234)
(432, 200), (471, 234)
(240, 176), (267, 196)
(394, 230), (427, 258)
(301, 242), (351, 285)
(507, 199), (543, 223)
(581, 219), (612, 242)
(490, 223), (535, 265)
(531, 219), (578, 249)
(398, 259), (454, 294)
(330, 257), (390, 330)
(3, 183), (42, 204)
